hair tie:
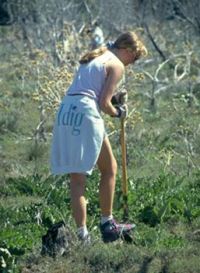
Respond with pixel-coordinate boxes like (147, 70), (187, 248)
(106, 41), (115, 49)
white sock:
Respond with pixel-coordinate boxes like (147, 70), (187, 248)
(101, 215), (113, 225)
(77, 225), (88, 239)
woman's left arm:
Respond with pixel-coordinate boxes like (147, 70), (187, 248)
(99, 60), (124, 116)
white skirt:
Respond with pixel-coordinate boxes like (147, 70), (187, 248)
(50, 95), (105, 175)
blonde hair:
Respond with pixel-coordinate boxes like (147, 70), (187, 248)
(79, 31), (147, 64)
(114, 31), (148, 60)
(79, 46), (107, 64)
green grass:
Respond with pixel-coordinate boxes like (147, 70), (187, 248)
(0, 173), (200, 272)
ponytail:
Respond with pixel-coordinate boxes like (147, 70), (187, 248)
(79, 31), (147, 64)
(79, 46), (107, 64)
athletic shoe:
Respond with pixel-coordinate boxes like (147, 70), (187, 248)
(100, 219), (135, 243)
(77, 233), (91, 245)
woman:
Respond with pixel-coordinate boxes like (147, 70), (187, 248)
(51, 31), (147, 243)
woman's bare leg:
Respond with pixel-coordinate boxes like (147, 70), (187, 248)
(70, 136), (117, 226)
(70, 173), (87, 228)
(97, 136), (117, 217)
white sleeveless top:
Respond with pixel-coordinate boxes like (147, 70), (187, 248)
(67, 50), (117, 101)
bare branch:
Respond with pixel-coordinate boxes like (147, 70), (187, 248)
(154, 59), (170, 82)
(143, 22), (167, 61)
(173, 52), (192, 83)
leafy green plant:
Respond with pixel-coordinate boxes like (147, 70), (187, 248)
(0, 111), (19, 134)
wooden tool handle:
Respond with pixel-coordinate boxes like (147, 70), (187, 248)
(120, 118), (128, 219)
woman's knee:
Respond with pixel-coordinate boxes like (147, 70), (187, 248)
(100, 157), (118, 177)
(97, 136), (118, 177)
(111, 158), (118, 176)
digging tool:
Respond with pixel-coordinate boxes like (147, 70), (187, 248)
(120, 116), (128, 220)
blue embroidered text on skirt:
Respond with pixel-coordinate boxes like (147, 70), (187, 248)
(51, 95), (105, 175)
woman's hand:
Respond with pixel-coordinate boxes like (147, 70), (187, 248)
(114, 104), (128, 118)
(111, 89), (128, 106)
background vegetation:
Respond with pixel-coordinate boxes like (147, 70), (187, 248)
(0, 0), (200, 272)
